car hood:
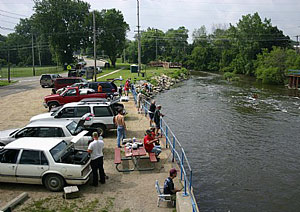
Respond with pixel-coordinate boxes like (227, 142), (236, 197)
(30, 113), (53, 122)
(0, 128), (18, 145)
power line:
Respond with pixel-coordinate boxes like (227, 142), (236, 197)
(0, 9), (28, 18)
(0, 13), (21, 20)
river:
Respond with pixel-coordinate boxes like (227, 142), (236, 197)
(154, 72), (300, 212)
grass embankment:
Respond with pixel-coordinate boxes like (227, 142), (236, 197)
(96, 66), (187, 86)
(0, 66), (64, 78)
(0, 80), (17, 87)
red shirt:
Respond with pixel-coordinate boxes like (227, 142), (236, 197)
(144, 134), (154, 152)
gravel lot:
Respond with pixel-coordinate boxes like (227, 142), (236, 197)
(0, 87), (178, 212)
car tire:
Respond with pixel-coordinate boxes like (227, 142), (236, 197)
(41, 85), (45, 88)
(44, 174), (65, 192)
(48, 102), (59, 112)
(93, 124), (106, 137)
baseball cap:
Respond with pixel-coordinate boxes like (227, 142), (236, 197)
(170, 168), (177, 175)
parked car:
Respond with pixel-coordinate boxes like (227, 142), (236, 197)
(88, 81), (118, 97)
(31, 99), (125, 136)
(0, 137), (91, 191)
(54, 77), (86, 90)
(0, 118), (92, 149)
(44, 86), (107, 111)
(40, 74), (62, 88)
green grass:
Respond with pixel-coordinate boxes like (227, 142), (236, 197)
(95, 66), (183, 86)
(0, 80), (17, 86)
(0, 66), (64, 78)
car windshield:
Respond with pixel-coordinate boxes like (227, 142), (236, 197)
(50, 141), (68, 162)
(66, 121), (81, 135)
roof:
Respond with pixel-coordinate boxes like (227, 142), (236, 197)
(25, 119), (74, 127)
(5, 137), (63, 151)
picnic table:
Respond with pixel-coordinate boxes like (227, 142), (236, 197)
(114, 145), (157, 172)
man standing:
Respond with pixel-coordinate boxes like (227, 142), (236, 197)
(114, 109), (126, 148)
(87, 132), (105, 187)
(143, 130), (161, 159)
(163, 168), (182, 203)
(154, 105), (164, 136)
(149, 100), (156, 126)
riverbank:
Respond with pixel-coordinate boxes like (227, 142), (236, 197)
(0, 87), (183, 212)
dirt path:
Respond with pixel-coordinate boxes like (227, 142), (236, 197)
(0, 87), (180, 212)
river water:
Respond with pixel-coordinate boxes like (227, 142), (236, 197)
(155, 72), (300, 212)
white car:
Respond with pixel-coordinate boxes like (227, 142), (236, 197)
(0, 137), (91, 191)
(30, 100), (125, 136)
(0, 119), (92, 149)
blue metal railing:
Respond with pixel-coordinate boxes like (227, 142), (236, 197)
(132, 89), (198, 212)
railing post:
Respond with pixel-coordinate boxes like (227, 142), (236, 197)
(183, 175), (188, 196)
(165, 125), (168, 148)
(189, 170), (192, 191)
(172, 135), (175, 162)
(180, 151), (184, 181)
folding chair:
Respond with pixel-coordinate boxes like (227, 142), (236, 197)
(155, 180), (173, 207)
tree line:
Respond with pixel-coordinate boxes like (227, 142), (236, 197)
(0, 0), (128, 68)
(0, 1), (299, 84)
(125, 13), (300, 84)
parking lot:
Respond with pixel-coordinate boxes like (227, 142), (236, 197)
(0, 86), (174, 211)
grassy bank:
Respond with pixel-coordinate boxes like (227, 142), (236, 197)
(0, 66), (64, 78)
(96, 66), (187, 86)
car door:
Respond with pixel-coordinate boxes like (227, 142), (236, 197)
(93, 106), (114, 126)
(16, 150), (49, 184)
(74, 106), (92, 125)
(0, 149), (20, 183)
(56, 107), (76, 121)
(62, 88), (79, 104)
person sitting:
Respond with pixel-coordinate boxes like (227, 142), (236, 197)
(143, 130), (161, 160)
(163, 168), (182, 204)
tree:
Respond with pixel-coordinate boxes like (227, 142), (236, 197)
(34, 0), (90, 64)
(255, 47), (300, 84)
(85, 9), (129, 67)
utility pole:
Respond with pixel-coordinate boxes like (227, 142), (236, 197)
(38, 41), (41, 66)
(7, 50), (10, 83)
(155, 29), (158, 61)
(295, 35), (300, 54)
(93, 10), (97, 82)
(137, 0), (141, 75)
(32, 34), (35, 76)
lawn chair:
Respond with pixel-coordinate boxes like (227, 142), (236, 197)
(155, 180), (173, 207)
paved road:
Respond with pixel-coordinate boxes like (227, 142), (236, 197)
(0, 58), (109, 98)
(0, 76), (42, 98)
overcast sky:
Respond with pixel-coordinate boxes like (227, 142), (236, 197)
(0, 0), (299, 42)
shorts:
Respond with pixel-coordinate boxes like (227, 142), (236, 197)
(149, 113), (154, 120)
(155, 122), (160, 129)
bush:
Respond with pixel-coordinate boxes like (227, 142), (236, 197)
(223, 72), (239, 81)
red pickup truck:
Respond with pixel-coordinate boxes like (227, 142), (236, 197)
(43, 87), (107, 110)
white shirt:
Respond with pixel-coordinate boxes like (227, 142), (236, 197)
(88, 139), (104, 160)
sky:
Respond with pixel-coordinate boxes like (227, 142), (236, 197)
(0, 0), (299, 42)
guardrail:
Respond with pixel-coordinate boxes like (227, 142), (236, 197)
(132, 89), (198, 212)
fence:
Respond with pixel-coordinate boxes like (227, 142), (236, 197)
(0, 66), (62, 78)
(132, 89), (198, 212)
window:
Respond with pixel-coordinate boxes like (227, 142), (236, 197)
(19, 150), (49, 165)
(64, 89), (77, 96)
(66, 121), (79, 135)
(41, 75), (51, 80)
(0, 149), (20, 163)
(20, 150), (40, 165)
(60, 107), (75, 118)
(75, 107), (91, 117)
(35, 127), (65, 137)
(15, 128), (38, 138)
(50, 141), (68, 162)
(93, 106), (112, 117)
